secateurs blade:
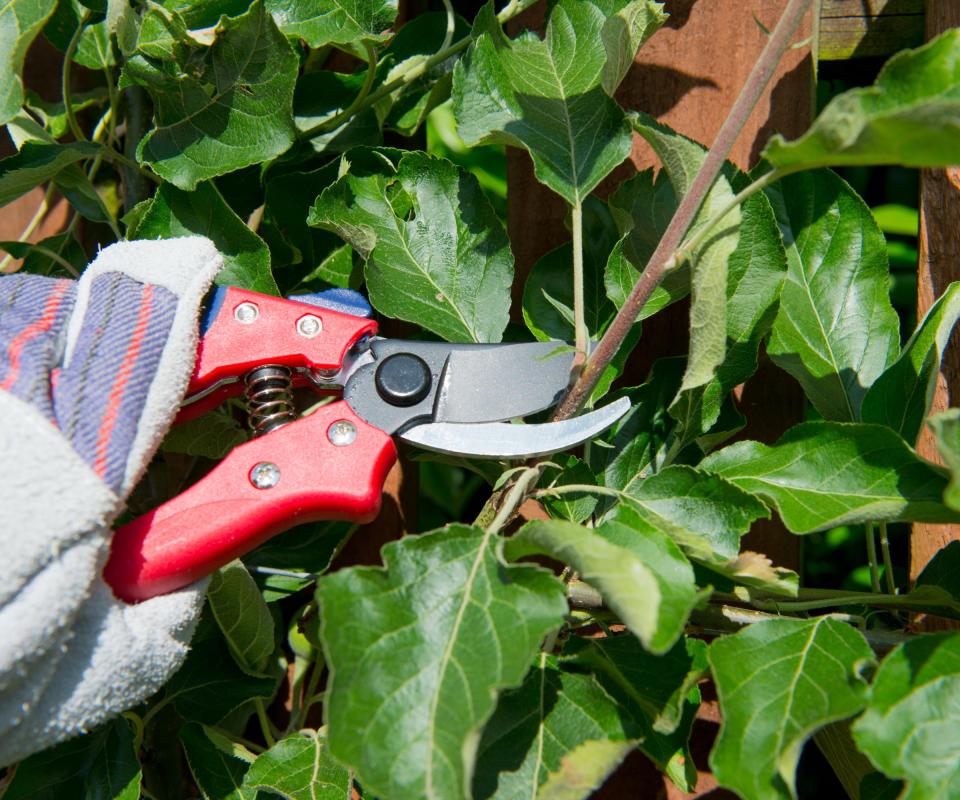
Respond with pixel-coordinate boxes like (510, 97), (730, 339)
(103, 286), (629, 602)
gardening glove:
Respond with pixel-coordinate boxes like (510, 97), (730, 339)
(0, 237), (224, 767)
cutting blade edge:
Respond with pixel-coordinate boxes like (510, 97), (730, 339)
(433, 342), (575, 423)
(399, 397), (630, 458)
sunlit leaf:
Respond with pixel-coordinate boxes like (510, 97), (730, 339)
(317, 524), (566, 800)
(0, 0), (58, 125)
(309, 151), (513, 342)
(710, 617), (873, 800)
(452, 0), (665, 205)
(765, 30), (960, 169)
(128, 1), (298, 190)
(765, 169), (899, 421)
(862, 283), (960, 444)
(702, 422), (958, 533)
(854, 632), (960, 800)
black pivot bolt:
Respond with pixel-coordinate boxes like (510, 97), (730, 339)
(375, 353), (432, 407)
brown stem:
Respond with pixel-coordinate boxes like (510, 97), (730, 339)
(551, 0), (813, 420)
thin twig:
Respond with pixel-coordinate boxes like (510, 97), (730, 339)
(439, 0), (456, 52)
(551, 0), (814, 420)
(866, 523), (882, 593)
(63, 14), (92, 142)
(570, 200), (588, 364)
(310, 41), (379, 136)
(879, 522), (897, 595)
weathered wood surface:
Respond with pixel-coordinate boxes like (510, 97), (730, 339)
(819, 0), (924, 60)
(912, 0), (960, 593)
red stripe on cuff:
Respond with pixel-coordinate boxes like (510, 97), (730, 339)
(93, 285), (155, 480)
(0, 280), (72, 392)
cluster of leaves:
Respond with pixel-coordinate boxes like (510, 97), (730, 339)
(4, 0), (960, 798)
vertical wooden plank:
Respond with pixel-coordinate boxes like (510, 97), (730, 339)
(911, 1), (960, 586)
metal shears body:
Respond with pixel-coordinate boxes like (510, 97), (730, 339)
(103, 287), (628, 602)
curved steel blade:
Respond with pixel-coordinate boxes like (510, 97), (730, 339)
(399, 397), (631, 459)
(343, 339), (575, 434)
(435, 342), (574, 422)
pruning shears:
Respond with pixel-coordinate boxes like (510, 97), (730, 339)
(103, 287), (629, 602)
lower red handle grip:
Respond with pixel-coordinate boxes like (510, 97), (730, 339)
(104, 401), (397, 602)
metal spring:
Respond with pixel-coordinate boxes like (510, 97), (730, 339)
(244, 365), (296, 436)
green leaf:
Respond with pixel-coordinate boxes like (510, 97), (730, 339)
(5, 717), (140, 800)
(208, 560), (276, 673)
(909, 541), (960, 621)
(588, 358), (684, 494)
(51, 165), (115, 225)
(263, 160), (341, 273)
(243, 730), (352, 800)
(604, 169), (687, 317)
(1, 232), (87, 277)
(507, 518), (700, 653)
(129, 182), (278, 294)
(540, 456), (598, 524)
(930, 410), (960, 511)
(853, 632), (960, 800)
(265, 0), (398, 48)
(0, 141), (99, 208)
(630, 115), (740, 428)
(561, 636), (702, 790)
(702, 422), (959, 534)
(862, 283), (960, 444)
(316, 524), (567, 800)
(162, 410), (247, 460)
(615, 465), (770, 562)
(709, 617), (874, 800)
(309, 151), (513, 343)
(473, 653), (637, 800)
(0, 0), (57, 125)
(764, 30), (960, 170)
(129, 1), (298, 190)
(538, 740), (638, 800)
(180, 723), (256, 800)
(595, 0), (666, 95)
(565, 634), (708, 736)
(44, 0), (116, 69)
(163, 615), (278, 725)
(452, 0), (665, 205)
(766, 169), (899, 421)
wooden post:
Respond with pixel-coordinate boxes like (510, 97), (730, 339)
(912, 1), (960, 585)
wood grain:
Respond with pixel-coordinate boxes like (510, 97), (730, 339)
(819, 0), (924, 60)
(911, 2), (960, 589)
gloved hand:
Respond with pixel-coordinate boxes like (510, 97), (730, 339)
(0, 237), (224, 766)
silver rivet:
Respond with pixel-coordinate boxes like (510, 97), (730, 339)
(249, 462), (280, 489)
(297, 314), (322, 338)
(328, 420), (357, 446)
(235, 302), (259, 324)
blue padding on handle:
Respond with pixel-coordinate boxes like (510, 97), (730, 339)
(200, 285), (228, 336)
(289, 288), (373, 318)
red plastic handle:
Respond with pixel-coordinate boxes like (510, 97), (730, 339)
(104, 401), (397, 602)
(189, 287), (378, 396)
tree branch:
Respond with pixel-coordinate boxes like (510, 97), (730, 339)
(551, 0), (813, 420)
